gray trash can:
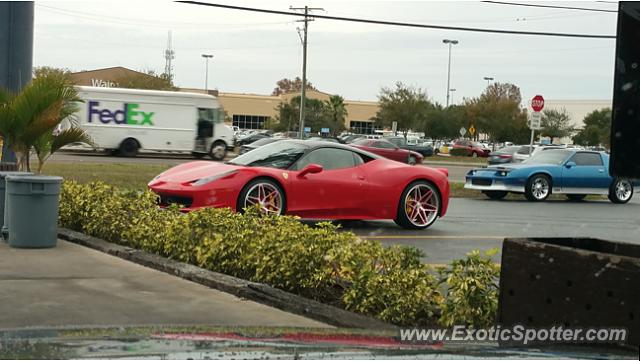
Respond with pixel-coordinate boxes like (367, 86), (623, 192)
(1, 171), (33, 241)
(5, 175), (63, 248)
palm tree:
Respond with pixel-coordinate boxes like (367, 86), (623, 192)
(324, 95), (348, 134)
(0, 73), (93, 173)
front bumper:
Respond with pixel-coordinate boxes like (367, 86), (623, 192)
(464, 178), (525, 193)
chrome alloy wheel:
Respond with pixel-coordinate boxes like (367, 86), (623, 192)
(615, 179), (633, 202)
(531, 177), (550, 200)
(404, 183), (439, 227)
(244, 183), (283, 215)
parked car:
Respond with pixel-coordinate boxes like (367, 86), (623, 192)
(351, 138), (424, 165)
(235, 132), (271, 147)
(305, 136), (344, 143)
(512, 145), (565, 163)
(239, 137), (282, 154)
(464, 149), (635, 203)
(452, 139), (491, 157)
(487, 145), (521, 165)
(384, 136), (434, 157)
(149, 140), (450, 230)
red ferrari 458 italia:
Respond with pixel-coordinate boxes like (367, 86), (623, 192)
(148, 140), (450, 229)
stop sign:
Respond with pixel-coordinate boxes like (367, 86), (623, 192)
(531, 95), (545, 112)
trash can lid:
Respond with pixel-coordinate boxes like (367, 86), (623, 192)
(0, 171), (34, 179)
(5, 175), (63, 183)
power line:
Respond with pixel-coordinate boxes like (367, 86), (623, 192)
(176, 1), (615, 39)
(481, 1), (617, 13)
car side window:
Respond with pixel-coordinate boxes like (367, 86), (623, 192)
(569, 152), (604, 166)
(373, 141), (395, 149)
(294, 148), (357, 171)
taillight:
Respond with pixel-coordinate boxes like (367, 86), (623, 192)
(499, 154), (512, 159)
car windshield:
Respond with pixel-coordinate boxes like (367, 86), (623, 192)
(523, 149), (572, 165)
(227, 140), (307, 169)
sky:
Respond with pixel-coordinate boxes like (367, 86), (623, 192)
(33, 0), (619, 105)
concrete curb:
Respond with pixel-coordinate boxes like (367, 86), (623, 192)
(423, 161), (486, 167)
(58, 228), (395, 330)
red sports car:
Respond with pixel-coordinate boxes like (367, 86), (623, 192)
(351, 138), (424, 165)
(148, 140), (450, 229)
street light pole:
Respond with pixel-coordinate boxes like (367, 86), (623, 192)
(443, 39), (458, 107)
(483, 76), (494, 88)
(201, 54), (213, 92)
(449, 88), (457, 105)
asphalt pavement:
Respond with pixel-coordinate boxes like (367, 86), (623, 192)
(341, 196), (640, 265)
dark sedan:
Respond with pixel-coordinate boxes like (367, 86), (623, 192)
(351, 138), (423, 164)
(487, 145), (521, 165)
(236, 132), (271, 147)
(239, 137), (282, 154)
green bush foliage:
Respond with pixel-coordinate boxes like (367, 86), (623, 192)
(59, 181), (498, 327)
(449, 148), (469, 157)
(438, 249), (500, 328)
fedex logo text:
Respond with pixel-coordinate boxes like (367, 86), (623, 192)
(88, 101), (154, 126)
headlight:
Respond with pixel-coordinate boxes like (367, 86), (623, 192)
(191, 170), (238, 186)
(498, 170), (509, 177)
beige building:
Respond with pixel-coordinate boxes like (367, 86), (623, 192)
(70, 67), (379, 133)
(543, 99), (612, 129)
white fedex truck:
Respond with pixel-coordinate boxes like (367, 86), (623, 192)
(66, 86), (234, 160)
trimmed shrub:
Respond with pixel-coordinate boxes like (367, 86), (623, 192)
(449, 148), (469, 157)
(438, 249), (500, 328)
(58, 180), (498, 327)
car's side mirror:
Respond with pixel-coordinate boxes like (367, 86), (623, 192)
(298, 163), (323, 178)
(565, 161), (577, 168)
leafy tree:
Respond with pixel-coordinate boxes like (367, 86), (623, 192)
(422, 104), (465, 141)
(572, 108), (611, 147)
(375, 82), (434, 137)
(0, 72), (93, 172)
(271, 95), (346, 134)
(33, 66), (72, 80)
(115, 70), (177, 91)
(271, 77), (317, 96)
(465, 82), (529, 143)
(540, 108), (574, 144)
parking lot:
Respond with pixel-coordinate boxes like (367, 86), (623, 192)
(46, 150), (640, 265)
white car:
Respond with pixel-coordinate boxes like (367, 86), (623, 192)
(512, 145), (566, 163)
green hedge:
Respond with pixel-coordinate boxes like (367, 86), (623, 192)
(59, 181), (498, 327)
(449, 148), (469, 157)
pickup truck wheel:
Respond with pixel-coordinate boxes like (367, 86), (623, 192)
(209, 141), (227, 161)
(119, 138), (139, 157)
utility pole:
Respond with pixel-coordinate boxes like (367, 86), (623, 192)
(202, 54), (213, 92)
(290, 5), (323, 139)
(442, 39), (458, 107)
(164, 30), (175, 80)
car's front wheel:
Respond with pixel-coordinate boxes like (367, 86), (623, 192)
(525, 174), (551, 201)
(394, 181), (441, 230)
(608, 178), (633, 204)
(237, 178), (286, 215)
(483, 191), (508, 200)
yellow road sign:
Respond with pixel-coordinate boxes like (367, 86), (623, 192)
(469, 125), (476, 136)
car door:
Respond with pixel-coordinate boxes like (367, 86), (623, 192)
(371, 140), (406, 162)
(561, 152), (610, 192)
(287, 147), (368, 218)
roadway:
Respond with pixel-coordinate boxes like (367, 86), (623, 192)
(48, 151), (640, 265)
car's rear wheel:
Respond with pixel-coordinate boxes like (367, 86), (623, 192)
(237, 178), (286, 215)
(566, 194), (586, 201)
(483, 191), (508, 200)
(608, 178), (633, 204)
(394, 181), (440, 230)
(525, 174), (551, 201)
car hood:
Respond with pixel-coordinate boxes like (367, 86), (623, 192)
(152, 161), (243, 184)
(485, 162), (556, 171)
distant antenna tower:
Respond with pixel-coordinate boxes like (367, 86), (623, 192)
(164, 30), (175, 78)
